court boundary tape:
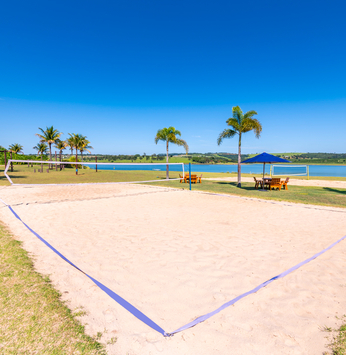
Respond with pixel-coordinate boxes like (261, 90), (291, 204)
(0, 196), (345, 337)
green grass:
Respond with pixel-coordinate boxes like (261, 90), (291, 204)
(331, 321), (346, 354)
(323, 316), (346, 355)
(0, 223), (106, 354)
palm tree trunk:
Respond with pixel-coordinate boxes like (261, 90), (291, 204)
(237, 133), (242, 187)
(49, 143), (52, 169)
(166, 140), (169, 179)
(59, 150), (62, 171)
(81, 151), (84, 169)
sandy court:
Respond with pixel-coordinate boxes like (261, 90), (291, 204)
(1, 183), (346, 354)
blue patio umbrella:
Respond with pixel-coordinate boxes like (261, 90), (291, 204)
(242, 152), (290, 189)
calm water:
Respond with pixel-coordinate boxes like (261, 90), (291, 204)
(86, 164), (346, 177)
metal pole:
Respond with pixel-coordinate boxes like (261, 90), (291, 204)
(261, 162), (266, 191)
(189, 163), (191, 191)
(10, 151), (13, 172)
(75, 149), (78, 175)
(95, 156), (98, 172)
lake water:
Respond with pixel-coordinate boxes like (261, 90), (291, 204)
(86, 164), (346, 177)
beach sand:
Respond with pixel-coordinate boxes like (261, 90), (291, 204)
(0, 183), (346, 354)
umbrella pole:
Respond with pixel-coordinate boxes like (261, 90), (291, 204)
(261, 162), (266, 191)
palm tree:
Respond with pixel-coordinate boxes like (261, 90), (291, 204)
(65, 136), (75, 157)
(155, 126), (189, 179)
(55, 140), (67, 160)
(78, 136), (93, 168)
(68, 133), (84, 174)
(36, 126), (62, 168)
(55, 140), (67, 170)
(217, 106), (262, 187)
(8, 143), (24, 154)
(33, 143), (48, 171)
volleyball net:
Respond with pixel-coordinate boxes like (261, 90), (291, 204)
(4, 159), (185, 186)
(271, 164), (309, 178)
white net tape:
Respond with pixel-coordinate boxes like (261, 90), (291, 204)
(4, 160), (185, 186)
(271, 165), (308, 176)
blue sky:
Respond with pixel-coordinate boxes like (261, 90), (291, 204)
(1, 0), (345, 155)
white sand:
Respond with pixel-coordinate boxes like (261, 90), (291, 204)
(1, 183), (346, 354)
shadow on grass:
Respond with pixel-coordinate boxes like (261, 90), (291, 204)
(215, 181), (255, 190)
(323, 187), (346, 195)
(0, 175), (27, 180)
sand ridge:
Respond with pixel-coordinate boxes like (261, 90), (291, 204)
(0, 183), (346, 354)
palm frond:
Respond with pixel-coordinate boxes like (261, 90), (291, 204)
(217, 129), (237, 145)
(155, 127), (182, 144)
(175, 139), (189, 154)
(232, 106), (244, 124)
(36, 126), (62, 144)
(8, 143), (24, 154)
(241, 118), (262, 138)
(243, 110), (258, 120)
(33, 143), (48, 155)
(226, 117), (240, 131)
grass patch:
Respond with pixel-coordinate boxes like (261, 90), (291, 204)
(323, 316), (346, 354)
(331, 321), (346, 354)
(0, 223), (106, 354)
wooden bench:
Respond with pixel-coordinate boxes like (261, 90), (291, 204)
(179, 174), (187, 183)
(190, 175), (198, 183)
(253, 177), (262, 189)
(268, 178), (282, 191)
(185, 174), (198, 184)
(281, 177), (289, 190)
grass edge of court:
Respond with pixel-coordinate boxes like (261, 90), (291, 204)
(0, 222), (110, 354)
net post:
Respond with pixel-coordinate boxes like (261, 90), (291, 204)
(10, 151), (13, 172)
(75, 151), (78, 175)
(95, 156), (98, 172)
(189, 163), (191, 191)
